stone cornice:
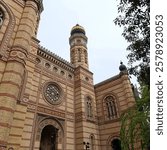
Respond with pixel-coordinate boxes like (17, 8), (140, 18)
(38, 45), (75, 72)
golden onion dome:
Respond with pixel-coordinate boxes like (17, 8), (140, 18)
(71, 24), (86, 35)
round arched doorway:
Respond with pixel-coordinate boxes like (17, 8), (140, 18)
(111, 138), (121, 150)
(40, 125), (58, 150)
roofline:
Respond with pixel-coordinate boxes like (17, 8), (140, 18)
(94, 71), (128, 88)
(38, 45), (75, 72)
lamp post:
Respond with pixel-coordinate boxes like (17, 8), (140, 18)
(83, 142), (90, 150)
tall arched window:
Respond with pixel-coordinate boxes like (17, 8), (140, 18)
(105, 96), (117, 119)
(71, 50), (75, 64)
(86, 96), (93, 118)
(84, 50), (88, 64)
(90, 134), (95, 150)
(0, 8), (4, 28)
(78, 48), (81, 62)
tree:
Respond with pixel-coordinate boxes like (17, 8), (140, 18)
(114, 1), (150, 149)
(114, 0), (150, 86)
(120, 86), (150, 150)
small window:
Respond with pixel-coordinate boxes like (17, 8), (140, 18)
(68, 74), (72, 79)
(45, 63), (50, 68)
(84, 50), (88, 64)
(71, 50), (75, 64)
(78, 49), (81, 62)
(53, 67), (58, 72)
(60, 70), (65, 75)
(105, 96), (117, 119)
(35, 58), (41, 64)
(0, 8), (4, 28)
(86, 96), (93, 118)
(77, 39), (81, 43)
(90, 134), (95, 150)
(85, 77), (89, 81)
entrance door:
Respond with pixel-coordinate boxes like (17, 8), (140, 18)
(40, 125), (58, 150)
(111, 139), (121, 150)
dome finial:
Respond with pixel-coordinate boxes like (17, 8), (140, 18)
(119, 61), (127, 72)
(71, 24), (86, 35)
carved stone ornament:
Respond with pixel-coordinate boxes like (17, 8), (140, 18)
(43, 82), (63, 105)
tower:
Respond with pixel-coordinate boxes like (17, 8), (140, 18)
(69, 24), (89, 69)
(69, 24), (100, 150)
(0, 0), (43, 149)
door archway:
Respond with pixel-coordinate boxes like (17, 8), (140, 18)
(40, 125), (58, 150)
(111, 138), (121, 150)
(35, 118), (64, 150)
(107, 136), (122, 150)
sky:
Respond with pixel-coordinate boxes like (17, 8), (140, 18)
(37, 0), (137, 85)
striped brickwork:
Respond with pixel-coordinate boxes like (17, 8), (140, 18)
(95, 72), (135, 150)
(74, 66), (100, 150)
(0, 0), (137, 150)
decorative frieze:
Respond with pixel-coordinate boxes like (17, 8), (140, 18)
(37, 106), (65, 118)
(34, 56), (74, 81)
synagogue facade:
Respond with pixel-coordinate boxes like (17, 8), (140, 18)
(0, 0), (136, 150)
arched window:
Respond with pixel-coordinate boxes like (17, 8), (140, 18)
(84, 50), (88, 64)
(105, 96), (117, 119)
(86, 96), (93, 118)
(0, 8), (4, 28)
(90, 134), (95, 150)
(78, 48), (81, 62)
(71, 50), (75, 64)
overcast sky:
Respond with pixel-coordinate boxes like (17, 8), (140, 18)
(38, 0), (137, 84)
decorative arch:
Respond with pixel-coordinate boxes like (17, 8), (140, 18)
(36, 117), (64, 140)
(35, 117), (64, 150)
(0, 0), (16, 60)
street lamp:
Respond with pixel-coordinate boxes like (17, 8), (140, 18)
(83, 142), (90, 150)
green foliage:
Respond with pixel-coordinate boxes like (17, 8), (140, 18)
(114, 0), (150, 85)
(120, 86), (150, 150)
(115, 1), (150, 149)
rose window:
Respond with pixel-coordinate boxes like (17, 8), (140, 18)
(44, 83), (62, 104)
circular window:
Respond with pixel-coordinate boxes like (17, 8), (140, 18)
(44, 82), (63, 105)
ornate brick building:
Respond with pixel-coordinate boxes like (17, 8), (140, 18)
(0, 0), (136, 150)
